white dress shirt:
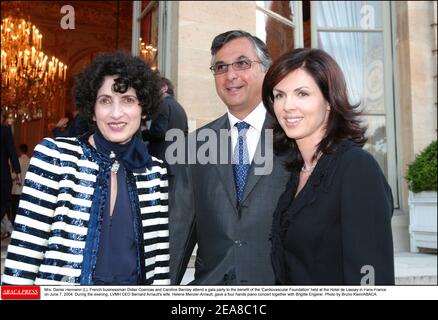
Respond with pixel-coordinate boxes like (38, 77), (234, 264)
(227, 102), (266, 164)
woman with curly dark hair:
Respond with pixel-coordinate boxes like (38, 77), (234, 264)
(262, 48), (394, 285)
(2, 52), (170, 285)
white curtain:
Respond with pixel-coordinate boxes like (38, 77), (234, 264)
(315, 1), (365, 106)
(315, 1), (388, 177)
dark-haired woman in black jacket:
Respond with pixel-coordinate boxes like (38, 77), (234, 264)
(262, 48), (394, 285)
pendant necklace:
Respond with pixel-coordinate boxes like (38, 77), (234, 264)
(301, 162), (317, 173)
(109, 151), (120, 173)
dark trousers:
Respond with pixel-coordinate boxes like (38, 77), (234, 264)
(1, 179), (12, 223)
(10, 194), (20, 225)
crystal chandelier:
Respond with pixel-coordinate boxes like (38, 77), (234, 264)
(1, 16), (67, 123)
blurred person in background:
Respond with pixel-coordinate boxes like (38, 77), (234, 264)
(142, 76), (188, 163)
(10, 143), (30, 226)
(1, 113), (21, 240)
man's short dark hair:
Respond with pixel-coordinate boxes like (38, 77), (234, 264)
(210, 30), (272, 72)
(159, 77), (175, 96)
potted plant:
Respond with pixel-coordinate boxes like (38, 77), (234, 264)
(405, 140), (437, 252)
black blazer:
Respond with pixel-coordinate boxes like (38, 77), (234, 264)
(1, 125), (20, 212)
(52, 114), (90, 138)
(142, 95), (188, 162)
(271, 140), (395, 285)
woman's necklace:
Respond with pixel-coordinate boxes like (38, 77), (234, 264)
(301, 151), (323, 173)
(301, 162), (317, 173)
(109, 151), (120, 173)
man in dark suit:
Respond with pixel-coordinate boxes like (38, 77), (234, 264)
(142, 77), (188, 163)
(52, 110), (90, 138)
(172, 30), (291, 285)
(1, 122), (21, 238)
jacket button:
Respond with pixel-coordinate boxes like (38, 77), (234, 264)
(234, 240), (246, 247)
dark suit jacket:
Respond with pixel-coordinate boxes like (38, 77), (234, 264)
(143, 95), (188, 162)
(171, 113), (292, 285)
(1, 125), (21, 212)
(52, 114), (90, 138)
(271, 139), (395, 285)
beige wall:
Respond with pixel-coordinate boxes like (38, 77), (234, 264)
(433, 1), (437, 132)
(405, 1), (437, 155)
(396, 1), (437, 212)
(175, 1), (256, 129)
(395, 1), (414, 212)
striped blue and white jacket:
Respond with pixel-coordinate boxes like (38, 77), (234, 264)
(1, 135), (170, 285)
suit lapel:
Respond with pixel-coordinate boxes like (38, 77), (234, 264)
(215, 161), (238, 210)
(211, 115), (238, 213)
(241, 115), (274, 204)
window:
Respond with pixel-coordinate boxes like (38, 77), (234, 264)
(312, 1), (398, 207)
(132, 1), (159, 70)
(257, 1), (399, 207)
(256, 1), (303, 60)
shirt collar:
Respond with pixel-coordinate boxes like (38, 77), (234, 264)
(227, 102), (266, 131)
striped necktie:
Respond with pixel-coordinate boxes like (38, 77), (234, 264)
(233, 121), (251, 206)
